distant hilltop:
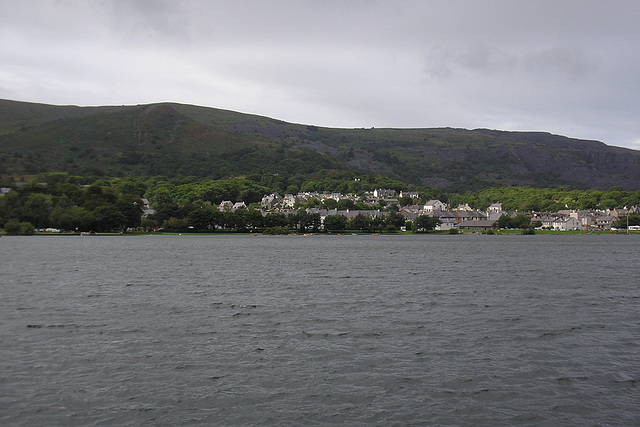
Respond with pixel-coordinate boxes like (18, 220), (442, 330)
(1, 99), (639, 191)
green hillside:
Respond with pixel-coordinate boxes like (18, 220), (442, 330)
(1, 99), (639, 191)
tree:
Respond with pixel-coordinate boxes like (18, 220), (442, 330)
(297, 211), (321, 232)
(336, 199), (356, 210)
(321, 198), (338, 209)
(21, 193), (53, 228)
(309, 213), (322, 232)
(494, 213), (531, 229)
(187, 206), (222, 232)
(398, 196), (413, 207)
(115, 195), (143, 231)
(232, 208), (263, 232)
(385, 211), (406, 230)
(263, 213), (289, 228)
(243, 209), (264, 231)
(494, 214), (513, 229)
(153, 203), (191, 224)
(83, 185), (118, 210)
(285, 184), (299, 194)
(413, 215), (440, 232)
(162, 217), (189, 232)
(3, 219), (35, 235)
(511, 214), (532, 229)
(349, 213), (371, 231)
(323, 214), (348, 232)
(614, 214), (640, 229)
(94, 205), (126, 232)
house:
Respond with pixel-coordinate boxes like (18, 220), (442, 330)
(424, 200), (446, 212)
(451, 210), (487, 222)
(400, 205), (421, 214)
(537, 215), (557, 229)
(487, 203), (502, 214)
(552, 217), (581, 231)
(399, 191), (419, 199)
(432, 211), (457, 230)
(609, 208), (628, 218)
(142, 208), (155, 218)
(569, 210), (594, 228)
(373, 189), (397, 198)
(595, 215), (615, 230)
(282, 194), (297, 208)
(232, 202), (247, 211)
(219, 200), (233, 211)
(457, 220), (495, 230)
(400, 211), (420, 221)
(261, 194), (282, 210)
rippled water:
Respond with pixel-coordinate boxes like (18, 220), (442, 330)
(1, 234), (639, 425)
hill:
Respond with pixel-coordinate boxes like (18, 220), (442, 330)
(1, 99), (639, 191)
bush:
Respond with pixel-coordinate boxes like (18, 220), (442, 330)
(3, 219), (35, 235)
(263, 226), (290, 235)
(162, 217), (189, 232)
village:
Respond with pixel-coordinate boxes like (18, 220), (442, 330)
(206, 189), (638, 232)
(3, 182), (638, 235)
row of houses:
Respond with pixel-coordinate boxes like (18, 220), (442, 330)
(259, 192), (638, 231)
(531, 209), (634, 231)
(260, 189), (422, 210)
(142, 188), (636, 231)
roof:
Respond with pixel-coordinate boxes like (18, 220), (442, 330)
(457, 220), (494, 228)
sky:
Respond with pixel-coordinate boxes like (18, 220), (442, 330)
(1, 0), (640, 150)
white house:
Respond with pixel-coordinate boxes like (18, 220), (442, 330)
(400, 191), (419, 199)
(232, 202), (247, 211)
(455, 203), (473, 212)
(487, 203), (502, 214)
(424, 200), (446, 212)
(552, 217), (581, 231)
(261, 194), (282, 209)
(374, 189), (396, 198)
(219, 200), (233, 211)
(282, 194), (297, 208)
(537, 215), (557, 229)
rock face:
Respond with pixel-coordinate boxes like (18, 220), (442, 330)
(1, 99), (639, 190)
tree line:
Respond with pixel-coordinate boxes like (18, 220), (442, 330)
(1, 173), (639, 234)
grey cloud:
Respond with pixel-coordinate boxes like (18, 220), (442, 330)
(100, 0), (191, 43)
(425, 44), (592, 81)
(1, 0), (640, 150)
(523, 47), (593, 80)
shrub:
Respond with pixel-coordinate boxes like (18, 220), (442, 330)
(3, 219), (35, 235)
(263, 226), (290, 235)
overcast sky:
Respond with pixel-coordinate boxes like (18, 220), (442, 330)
(2, 0), (640, 150)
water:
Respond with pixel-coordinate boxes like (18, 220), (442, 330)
(1, 234), (639, 425)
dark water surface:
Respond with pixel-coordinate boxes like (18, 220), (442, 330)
(1, 234), (639, 425)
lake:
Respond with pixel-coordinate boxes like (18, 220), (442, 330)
(1, 234), (639, 425)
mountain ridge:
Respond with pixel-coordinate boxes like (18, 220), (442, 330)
(1, 99), (638, 191)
